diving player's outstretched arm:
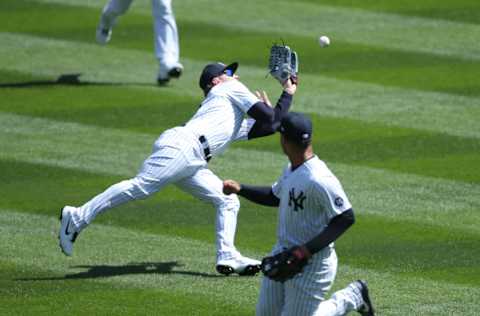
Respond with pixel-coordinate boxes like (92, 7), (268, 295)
(245, 79), (297, 140)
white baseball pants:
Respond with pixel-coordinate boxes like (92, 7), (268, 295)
(71, 127), (241, 261)
(256, 248), (363, 316)
(100, 0), (180, 70)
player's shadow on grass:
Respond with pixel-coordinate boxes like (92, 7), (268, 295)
(0, 73), (155, 88)
(16, 261), (223, 281)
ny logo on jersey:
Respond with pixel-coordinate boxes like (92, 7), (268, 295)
(288, 188), (306, 212)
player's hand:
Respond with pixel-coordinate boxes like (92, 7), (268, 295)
(223, 179), (241, 195)
(283, 77), (297, 95)
(255, 90), (272, 107)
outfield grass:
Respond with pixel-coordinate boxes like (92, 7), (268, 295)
(1, 0), (479, 315)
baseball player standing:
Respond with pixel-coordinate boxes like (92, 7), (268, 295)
(59, 62), (297, 276)
(223, 112), (375, 315)
(96, 0), (183, 85)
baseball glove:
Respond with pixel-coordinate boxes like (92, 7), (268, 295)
(268, 44), (298, 84)
(261, 245), (311, 282)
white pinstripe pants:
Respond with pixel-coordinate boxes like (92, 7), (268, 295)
(72, 127), (241, 261)
(100, 0), (180, 69)
(256, 248), (362, 316)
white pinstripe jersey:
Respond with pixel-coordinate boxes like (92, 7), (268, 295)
(184, 79), (259, 156)
(271, 156), (352, 252)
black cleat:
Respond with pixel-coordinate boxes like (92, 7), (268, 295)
(357, 280), (375, 316)
(157, 65), (183, 86)
(216, 265), (234, 276)
(168, 66), (182, 79)
(157, 77), (170, 86)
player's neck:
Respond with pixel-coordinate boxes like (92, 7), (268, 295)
(289, 147), (315, 170)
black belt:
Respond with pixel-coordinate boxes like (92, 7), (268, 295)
(199, 135), (212, 162)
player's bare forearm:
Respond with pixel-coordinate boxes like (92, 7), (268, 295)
(282, 78), (297, 95)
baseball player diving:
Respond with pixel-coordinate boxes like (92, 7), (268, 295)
(223, 112), (375, 314)
(59, 61), (297, 276)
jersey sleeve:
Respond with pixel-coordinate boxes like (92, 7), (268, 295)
(272, 166), (290, 198)
(228, 80), (260, 113)
(313, 179), (352, 219)
(233, 118), (255, 141)
(271, 180), (281, 198)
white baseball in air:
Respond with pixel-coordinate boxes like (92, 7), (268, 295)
(318, 35), (330, 47)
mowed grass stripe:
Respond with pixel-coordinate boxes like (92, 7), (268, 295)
(0, 79), (197, 134)
(1, 276), (251, 316)
(295, 0), (480, 24)
(4, 0), (480, 97)
(1, 112), (479, 234)
(0, 210), (258, 315)
(0, 69), (47, 84)
(235, 116), (480, 184)
(1, 32), (479, 140)
(0, 262), (254, 315)
(0, 111), (150, 177)
(2, 209), (480, 315)
(32, 0), (480, 62)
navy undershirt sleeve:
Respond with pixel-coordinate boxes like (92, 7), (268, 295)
(246, 102), (275, 123)
(305, 209), (355, 255)
(246, 91), (293, 139)
(237, 184), (280, 207)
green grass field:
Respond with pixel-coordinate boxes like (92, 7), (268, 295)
(1, 0), (479, 315)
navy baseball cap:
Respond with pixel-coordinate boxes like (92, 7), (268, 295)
(278, 112), (313, 145)
(199, 62), (238, 95)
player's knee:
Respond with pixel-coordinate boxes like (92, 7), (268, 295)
(223, 194), (240, 212)
(111, 1), (133, 15)
(211, 193), (240, 212)
(125, 177), (161, 199)
(197, 187), (240, 211)
(152, 0), (173, 15)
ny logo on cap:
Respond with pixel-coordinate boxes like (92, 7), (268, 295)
(288, 188), (306, 212)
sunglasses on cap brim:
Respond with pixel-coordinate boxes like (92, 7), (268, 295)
(223, 69), (234, 77)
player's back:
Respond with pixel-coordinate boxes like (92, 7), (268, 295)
(184, 79), (258, 156)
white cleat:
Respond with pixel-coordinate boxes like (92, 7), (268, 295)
(96, 25), (112, 45)
(216, 255), (261, 276)
(58, 206), (79, 256)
